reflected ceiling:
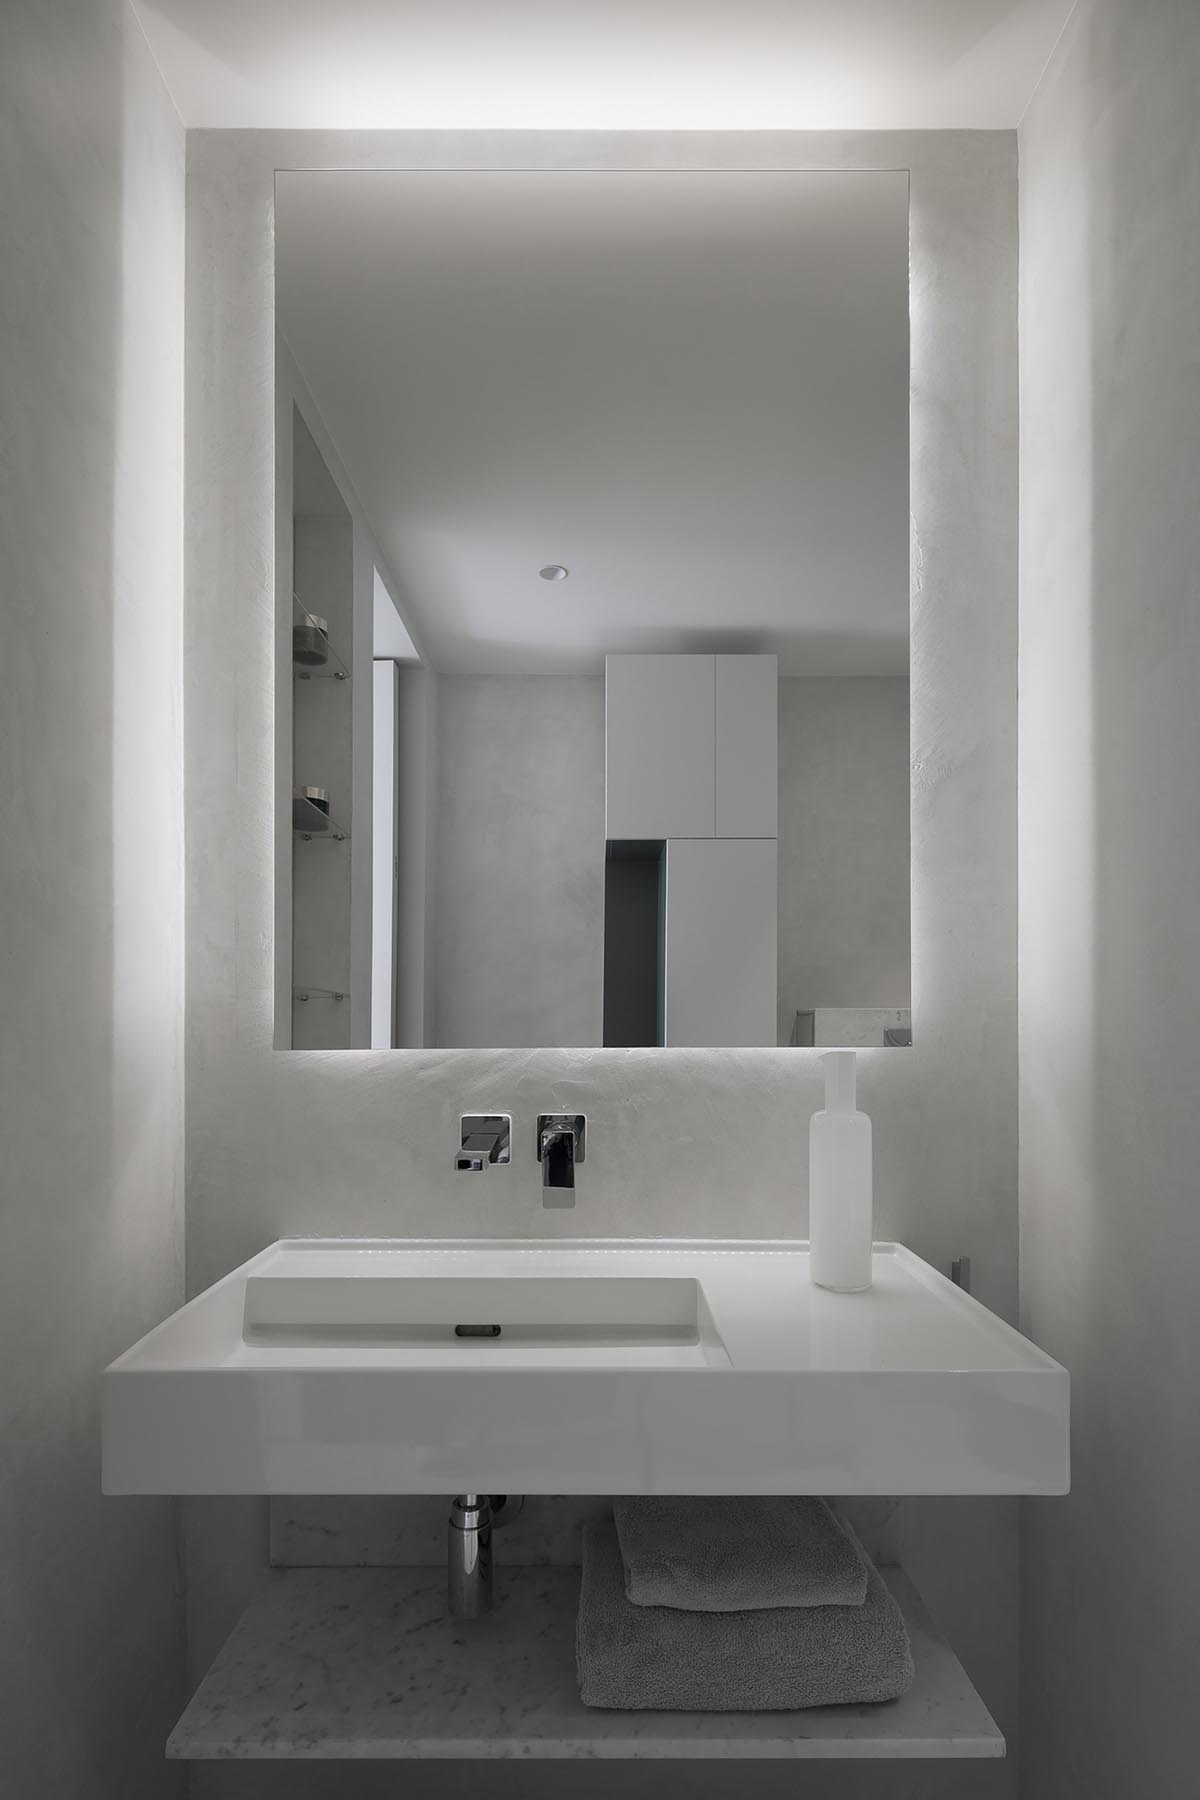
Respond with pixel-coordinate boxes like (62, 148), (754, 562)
(276, 171), (910, 675)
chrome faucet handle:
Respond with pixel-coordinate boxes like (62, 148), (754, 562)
(456, 1114), (511, 1171)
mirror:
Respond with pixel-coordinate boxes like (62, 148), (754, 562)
(275, 171), (910, 1050)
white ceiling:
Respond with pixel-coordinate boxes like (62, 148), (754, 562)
(134, 1), (1074, 131)
(276, 170), (909, 676)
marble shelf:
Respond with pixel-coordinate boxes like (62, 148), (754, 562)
(167, 1565), (1003, 1763)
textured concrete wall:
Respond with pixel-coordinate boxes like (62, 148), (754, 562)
(1019, 4), (1200, 1795)
(0, 3), (186, 1794)
(185, 129), (1019, 1797)
(433, 674), (606, 1047)
(778, 676), (911, 1031)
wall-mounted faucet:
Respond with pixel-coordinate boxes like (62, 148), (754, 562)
(456, 1111), (585, 1203)
(456, 1114), (511, 1171)
(537, 1114), (585, 1207)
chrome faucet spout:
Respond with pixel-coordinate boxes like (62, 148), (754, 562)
(536, 1114), (586, 1207)
(540, 1127), (574, 1186)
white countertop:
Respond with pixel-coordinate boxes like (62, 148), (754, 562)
(214, 1238), (1056, 1371)
(104, 1238), (1069, 1496)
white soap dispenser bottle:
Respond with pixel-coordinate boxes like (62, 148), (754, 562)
(809, 1050), (873, 1292)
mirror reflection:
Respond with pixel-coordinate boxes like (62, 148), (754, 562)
(276, 171), (910, 1050)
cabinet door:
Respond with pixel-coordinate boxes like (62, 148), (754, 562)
(715, 654), (778, 838)
(605, 654), (715, 839)
(664, 838), (778, 1046)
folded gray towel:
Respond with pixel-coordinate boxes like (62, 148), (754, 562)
(577, 1519), (914, 1711)
(613, 1496), (868, 1611)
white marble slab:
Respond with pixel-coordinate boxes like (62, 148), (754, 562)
(167, 1565), (1003, 1762)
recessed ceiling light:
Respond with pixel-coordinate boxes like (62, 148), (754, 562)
(539, 564), (569, 582)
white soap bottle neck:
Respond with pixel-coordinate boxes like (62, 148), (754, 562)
(821, 1050), (859, 1114)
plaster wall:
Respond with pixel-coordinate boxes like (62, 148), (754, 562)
(1018, 4), (1200, 1795)
(185, 128), (1019, 1798)
(0, 2), (186, 1793)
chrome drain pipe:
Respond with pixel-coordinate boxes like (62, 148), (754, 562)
(448, 1494), (493, 1619)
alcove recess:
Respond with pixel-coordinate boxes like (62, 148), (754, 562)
(166, 1498), (1003, 1763)
(290, 410), (354, 1048)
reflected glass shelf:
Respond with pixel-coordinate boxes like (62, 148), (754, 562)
(293, 986), (347, 1003)
(292, 790), (350, 841)
(293, 594), (351, 681)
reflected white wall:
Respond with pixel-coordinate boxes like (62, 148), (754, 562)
(433, 674), (605, 1048)
(778, 677), (911, 1034)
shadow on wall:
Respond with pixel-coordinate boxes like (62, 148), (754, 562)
(0, 3), (185, 1797)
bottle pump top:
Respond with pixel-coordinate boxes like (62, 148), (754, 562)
(821, 1049), (858, 1112)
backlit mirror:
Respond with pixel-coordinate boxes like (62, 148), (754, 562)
(275, 171), (910, 1050)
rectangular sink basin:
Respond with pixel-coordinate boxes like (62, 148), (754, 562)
(243, 1274), (713, 1351)
(103, 1238), (1069, 1498)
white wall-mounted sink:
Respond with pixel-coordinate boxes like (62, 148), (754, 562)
(103, 1239), (1069, 1497)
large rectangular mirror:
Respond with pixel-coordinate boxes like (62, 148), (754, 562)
(275, 171), (910, 1050)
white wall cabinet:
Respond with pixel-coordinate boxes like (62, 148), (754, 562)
(605, 652), (777, 840)
(606, 653), (779, 1044)
(716, 654), (778, 837)
(605, 654), (716, 839)
(664, 838), (778, 1046)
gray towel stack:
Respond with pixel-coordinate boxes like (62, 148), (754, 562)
(614, 1496), (869, 1611)
(577, 1499), (914, 1712)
